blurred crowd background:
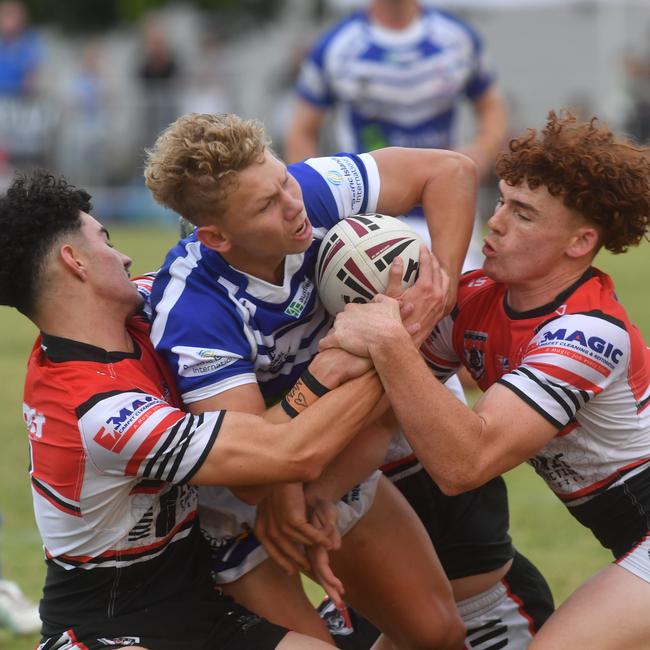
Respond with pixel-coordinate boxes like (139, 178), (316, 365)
(1, 0), (650, 223)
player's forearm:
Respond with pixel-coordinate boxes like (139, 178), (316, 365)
(369, 331), (487, 494)
(469, 88), (508, 178)
(285, 128), (319, 164)
(305, 414), (394, 504)
(284, 370), (384, 480)
(263, 349), (370, 424)
(284, 102), (324, 163)
(421, 154), (477, 282)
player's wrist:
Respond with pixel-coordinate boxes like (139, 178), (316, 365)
(280, 368), (332, 418)
(368, 321), (412, 364)
(306, 351), (348, 390)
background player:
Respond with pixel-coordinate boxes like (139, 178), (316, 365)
(321, 110), (650, 650)
(285, 0), (507, 270)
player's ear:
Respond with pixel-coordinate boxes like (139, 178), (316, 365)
(196, 224), (231, 254)
(59, 243), (88, 280)
(566, 225), (600, 259)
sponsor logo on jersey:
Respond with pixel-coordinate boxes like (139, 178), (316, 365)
(463, 330), (488, 380)
(23, 403), (46, 439)
(285, 277), (314, 318)
(540, 328), (623, 364)
(326, 170), (343, 185)
(171, 345), (242, 378)
(332, 157), (364, 213)
(94, 395), (167, 453)
(529, 452), (585, 490)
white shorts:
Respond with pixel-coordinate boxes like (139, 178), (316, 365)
(617, 532), (650, 583)
(458, 580), (535, 650)
(199, 471), (382, 584)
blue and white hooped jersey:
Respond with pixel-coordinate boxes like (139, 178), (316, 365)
(150, 153), (379, 406)
(296, 7), (495, 152)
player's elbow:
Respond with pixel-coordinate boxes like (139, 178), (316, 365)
(446, 149), (479, 181)
(435, 465), (484, 496)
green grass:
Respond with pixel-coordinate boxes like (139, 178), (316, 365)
(0, 226), (647, 647)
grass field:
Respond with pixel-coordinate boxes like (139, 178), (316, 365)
(0, 224), (647, 648)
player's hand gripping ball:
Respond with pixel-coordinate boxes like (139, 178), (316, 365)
(315, 214), (424, 315)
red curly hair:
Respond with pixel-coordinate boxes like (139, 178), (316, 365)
(496, 110), (650, 253)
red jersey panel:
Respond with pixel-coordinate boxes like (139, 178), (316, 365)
(422, 267), (650, 505)
(23, 316), (222, 569)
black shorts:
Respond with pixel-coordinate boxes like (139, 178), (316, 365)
(386, 465), (514, 579)
(38, 592), (289, 650)
(319, 551), (554, 650)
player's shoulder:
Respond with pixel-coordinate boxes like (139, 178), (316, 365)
(310, 10), (367, 57)
(529, 310), (631, 372)
(456, 269), (500, 307)
(152, 239), (238, 316)
(423, 6), (483, 47)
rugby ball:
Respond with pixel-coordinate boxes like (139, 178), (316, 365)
(315, 214), (424, 315)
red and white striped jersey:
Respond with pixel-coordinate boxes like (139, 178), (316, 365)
(422, 267), (650, 506)
(22, 315), (224, 630)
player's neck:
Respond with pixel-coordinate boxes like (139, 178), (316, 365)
(37, 298), (136, 354)
(369, 0), (420, 29)
(221, 249), (286, 286)
(505, 266), (590, 314)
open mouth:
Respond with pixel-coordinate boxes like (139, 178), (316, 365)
(482, 239), (496, 256)
(294, 218), (311, 239)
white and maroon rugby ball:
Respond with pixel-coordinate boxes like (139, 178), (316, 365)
(315, 213), (424, 315)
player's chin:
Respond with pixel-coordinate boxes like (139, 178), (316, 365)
(290, 233), (314, 253)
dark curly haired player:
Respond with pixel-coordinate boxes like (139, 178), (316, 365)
(0, 170), (388, 650)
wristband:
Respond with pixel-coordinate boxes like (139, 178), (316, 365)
(280, 369), (331, 418)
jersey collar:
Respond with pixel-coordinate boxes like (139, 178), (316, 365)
(40, 333), (142, 363)
(503, 267), (594, 321)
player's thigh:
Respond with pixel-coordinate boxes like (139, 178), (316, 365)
(222, 556), (332, 644)
(530, 563), (650, 650)
(330, 475), (464, 650)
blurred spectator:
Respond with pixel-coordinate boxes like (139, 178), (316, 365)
(0, 0), (41, 98)
(58, 41), (111, 186)
(136, 15), (181, 146)
(0, 514), (40, 635)
(180, 32), (232, 117)
(0, 0), (52, 177)
(624, 48), (650, 144)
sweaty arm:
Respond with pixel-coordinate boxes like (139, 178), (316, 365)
(284, 99), (327, 163)
(370, 146), (478, 306)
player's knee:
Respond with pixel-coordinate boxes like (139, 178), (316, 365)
(400, 606), (465, 650)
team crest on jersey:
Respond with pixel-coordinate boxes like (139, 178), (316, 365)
(463, 330), (488, 380)
(285, 278), (314, 318)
